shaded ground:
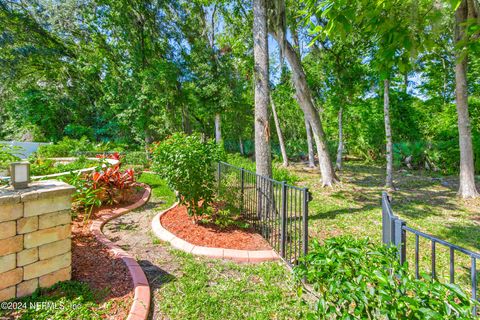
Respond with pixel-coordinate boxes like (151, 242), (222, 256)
(103, 173), (310, 320)
(289, 161), (480, 289)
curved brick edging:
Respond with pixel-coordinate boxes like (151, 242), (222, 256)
(89, 185), (152, 320)
(151, 203), (279, 263)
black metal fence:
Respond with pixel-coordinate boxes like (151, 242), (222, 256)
(382, 192), (479, 314)
(216, 161), (310, 267)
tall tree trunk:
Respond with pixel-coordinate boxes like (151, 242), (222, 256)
(304, 115), (315, 168)
(181, 104), (192, 134)
(455, 0), (479, 198)
(239, 137), (244, 155)
(253, 0), (272, 178)
(270, 95), (288, 166)
(384, 79), (395, 190)
(335, 106), (343, 171)
(214, 113), (222, 144)
(279, 37), (337, 186)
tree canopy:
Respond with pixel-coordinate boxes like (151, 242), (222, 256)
(1, 0), (480, 195)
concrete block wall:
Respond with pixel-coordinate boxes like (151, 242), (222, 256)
(0, 180), (75, 301)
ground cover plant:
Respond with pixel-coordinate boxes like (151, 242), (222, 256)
(295, 236), (476, 319)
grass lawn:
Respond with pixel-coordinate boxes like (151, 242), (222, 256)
(288, 161), (480, 290)
(0, 281), (113, 320)
(135, 173), (311, 319)
(157, 250), (309, 319)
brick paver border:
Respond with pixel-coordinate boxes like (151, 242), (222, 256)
(89, 184), (152, 320)
(151, 203), (279, 263)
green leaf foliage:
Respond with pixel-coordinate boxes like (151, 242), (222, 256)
(294, 236), (477, 319)
(151, 133), (225, 219)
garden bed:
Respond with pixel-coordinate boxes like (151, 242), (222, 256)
(72, 219), (133, 319)
(160, 204), (271, 250)
(69, 188), (147, 318)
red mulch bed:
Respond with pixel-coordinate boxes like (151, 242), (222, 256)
(71, 187), (145, 319)
(161, 205), (272, 250)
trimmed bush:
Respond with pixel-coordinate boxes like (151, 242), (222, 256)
(152, 133), (224, 220)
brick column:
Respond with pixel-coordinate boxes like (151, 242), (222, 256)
(0, 180), (75, 301)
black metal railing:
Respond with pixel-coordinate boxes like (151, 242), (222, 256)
(382, 192), (479, 315)
(216, 162), (310, 267)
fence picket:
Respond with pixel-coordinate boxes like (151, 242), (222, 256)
(382, 192), (480, 314)
(217, 162), (309, 267)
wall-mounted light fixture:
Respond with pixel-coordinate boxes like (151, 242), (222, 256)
(10, 162), (30, 190)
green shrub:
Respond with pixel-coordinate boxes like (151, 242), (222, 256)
(36, 137), (94, 157)
(294, 236), (476, 319)
(393, 141), (427, 170)
(123, 151), (150, 169)
(152, 133), (224, 220)
(0, 144), (21, 171)
(35, 137), (127, 158)
(226, 153), (299, 184)
(29, 156), (97, 176)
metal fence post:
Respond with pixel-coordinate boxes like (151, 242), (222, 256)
(280, 181), (287, 259)
(394, 219), (407, 265)
(217, 162), (221, 192)
(382, 193), (389, 244)
(302, 188), (309, 257)
(240, 168), (245, 213)
(472, 257), (477, 316)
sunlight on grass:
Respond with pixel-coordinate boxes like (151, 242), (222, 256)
(138, 172), (176, 211)
(156, 250), (310, 319)
(289, 161), (480, 292)
(0, 281), (110, 320)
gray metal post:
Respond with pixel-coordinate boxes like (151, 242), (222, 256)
(394, 219), (406, 265)
(472, 257), (477, 316)
(217, 162), (221, 191)
(240, 168), (245, 213)
(302, 188), (309, 257)
(382, 192), (388, 244)
(280, 181), (287, 258)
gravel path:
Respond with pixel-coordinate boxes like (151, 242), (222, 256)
(103, 198), (180, 320)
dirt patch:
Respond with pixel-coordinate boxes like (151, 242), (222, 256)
(70, 187), (145, 319)
(103, 197), (183, 320)
(160, 205), (271, 250)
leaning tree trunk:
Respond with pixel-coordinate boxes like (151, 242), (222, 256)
(335, 106), (344, 171)
(270, 95), (288, 166)
(304, 115), (315, 168)
(280, 37), (337, 186)
(214, 113), (222, 144)
(455, 0), (479, 198)
(384, 79), (395, 190)
(253, 0), (272, 179)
